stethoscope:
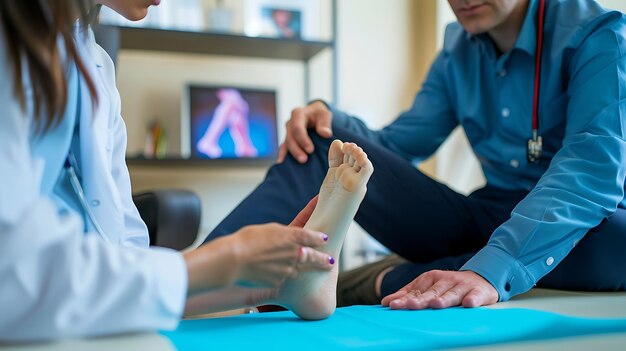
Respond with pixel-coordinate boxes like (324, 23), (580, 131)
(527, 0), (546, 163)
(65, 151), (110, 243)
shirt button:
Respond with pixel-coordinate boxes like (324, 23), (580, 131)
(498, 69), (507, 77)
(510, 159), (519, 168)
(502, 108), (510, 118)
(91, 199), (101, 207)
(546, 257), (554, 266)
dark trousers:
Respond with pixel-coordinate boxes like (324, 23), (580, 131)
(206, 127), (626, 301)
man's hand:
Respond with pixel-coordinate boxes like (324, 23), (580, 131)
(381, 270), (499, 310)
(277, 101), (333, 164)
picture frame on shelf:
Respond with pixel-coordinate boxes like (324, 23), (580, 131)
(181, 84), (279, 162)
(243, 0), (319, 40)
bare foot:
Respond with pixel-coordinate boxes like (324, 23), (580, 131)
(270, 140), (373, 319)
(197, 138), (222, 158)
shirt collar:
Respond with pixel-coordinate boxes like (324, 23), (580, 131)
(73, 21), (104, 68)
(513, 0), (539, 56)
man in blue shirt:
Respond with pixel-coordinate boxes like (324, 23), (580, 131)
(206, 0), (626, 309)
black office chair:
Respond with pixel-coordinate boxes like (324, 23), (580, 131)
(132, 189), (201, 251)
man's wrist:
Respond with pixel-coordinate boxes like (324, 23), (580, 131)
(461, 245), (535, 302)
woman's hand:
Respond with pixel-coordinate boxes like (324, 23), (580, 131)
(184, 196), (331, 296)
(229, 223), (332, 288)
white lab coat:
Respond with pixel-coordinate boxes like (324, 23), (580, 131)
(0, 24), (186, 341)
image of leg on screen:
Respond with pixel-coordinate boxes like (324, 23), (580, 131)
(196, 88), (258, 158)
(185, 140), (373, 320)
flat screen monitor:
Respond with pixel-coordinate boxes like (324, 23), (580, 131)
(181, 85), (279, 161)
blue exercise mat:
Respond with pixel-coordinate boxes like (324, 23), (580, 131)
(161, 305), (626, 350)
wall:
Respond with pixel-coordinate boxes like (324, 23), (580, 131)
(333, 0), (437, 268)
(597, 0), (626, 12)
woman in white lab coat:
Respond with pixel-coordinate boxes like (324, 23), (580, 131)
(0, 0), (334, 341)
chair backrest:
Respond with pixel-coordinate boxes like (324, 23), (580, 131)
(133, 189), (201, 250)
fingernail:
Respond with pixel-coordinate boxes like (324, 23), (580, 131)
(323, 234), (329, 241)
(298, 156), (307, 163)
(329, 256), (335, 265)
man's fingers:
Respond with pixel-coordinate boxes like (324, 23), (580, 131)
(291, 125), (314, 155)
(401, 280), (454, 310)
(462, 289), (483, 308)
(388, 289), (421, 310)
(462, 286), (497, 308)
(409, 271), (438, 294)
(429, 286), (465, 309)
(289, 195), (319, 228)
(381, 288), (410, 306)
(381, 273), (434, 306)
(313, 108), (333, 138)
(289, 108), (315, 151)
(285, 131), (309, 164)
(277, 143), (287, 163)
(283, 103), (333, 164)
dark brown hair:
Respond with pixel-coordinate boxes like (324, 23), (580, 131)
(0, 0), (99, 131)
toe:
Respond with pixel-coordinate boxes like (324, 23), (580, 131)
(353, 150), (366, 171)
(328, 140), (344, 168)
(349, 147), (362, 169)
(355, 152), (373, 177)
(342, 143), (356, 164)
(348, 154), (356, 167)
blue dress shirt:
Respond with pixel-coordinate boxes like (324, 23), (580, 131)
(331, 0), (626, 301)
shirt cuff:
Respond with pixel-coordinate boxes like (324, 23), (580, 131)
(460, 245), (535, 301)
(148, 247), (188, 330)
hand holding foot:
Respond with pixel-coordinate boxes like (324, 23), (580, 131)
(184, 224), (333, 297)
